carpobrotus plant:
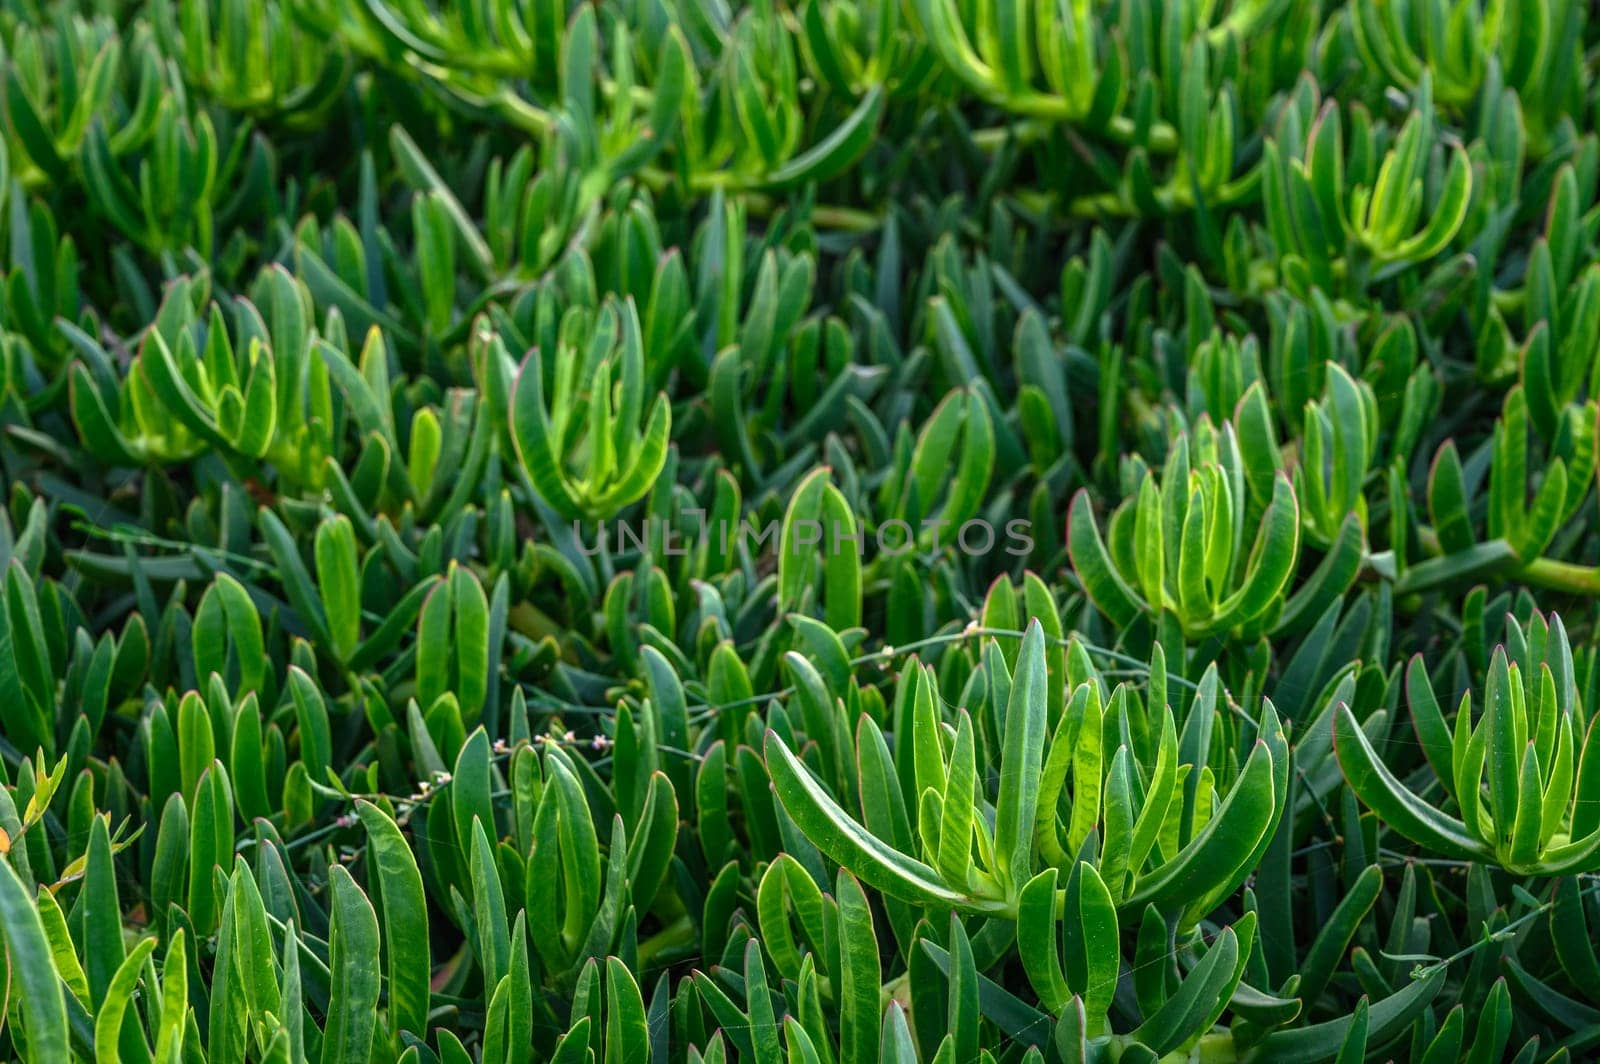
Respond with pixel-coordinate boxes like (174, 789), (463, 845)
(1, 0), (1599, 1061)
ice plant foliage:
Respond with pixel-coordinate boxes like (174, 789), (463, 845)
(2, 0), (1600, 1062)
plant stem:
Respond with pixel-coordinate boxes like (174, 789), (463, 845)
(1402, 526), (1600, 597)
(637, 915), (695, 968)
(1516, 557), (1600, 595)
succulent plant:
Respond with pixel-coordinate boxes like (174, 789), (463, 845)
(1, 0), (1599, 1062)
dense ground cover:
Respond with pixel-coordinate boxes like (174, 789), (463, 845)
(1, 0), (1599, 1060)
